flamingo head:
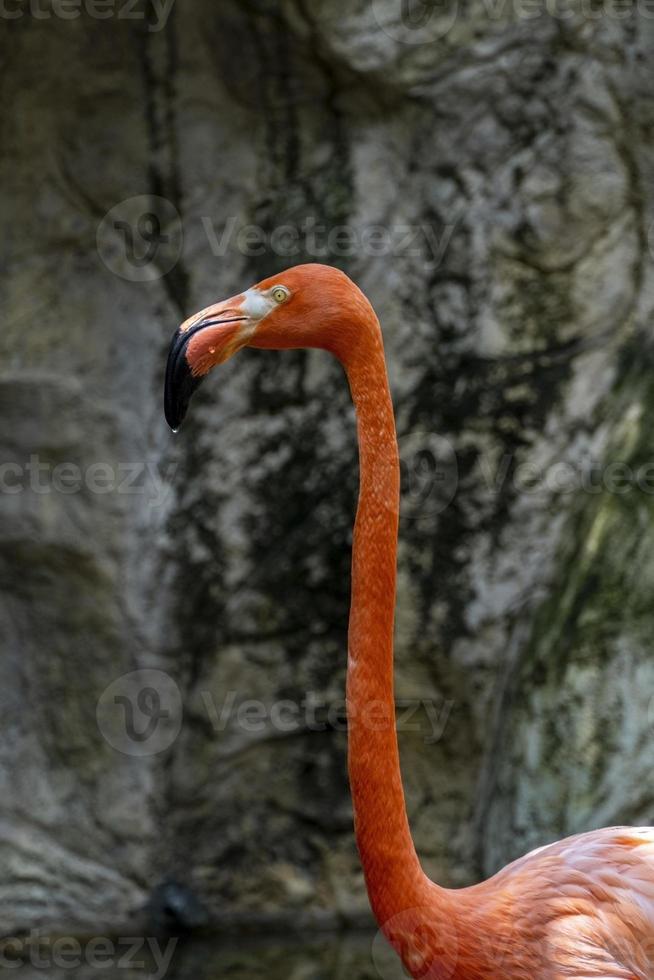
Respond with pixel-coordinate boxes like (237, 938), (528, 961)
(164, 263), (375, 430)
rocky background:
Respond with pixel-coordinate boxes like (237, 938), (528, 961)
(2, 0), (654, 942)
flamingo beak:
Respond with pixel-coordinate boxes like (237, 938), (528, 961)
(164, 298), (248, 431)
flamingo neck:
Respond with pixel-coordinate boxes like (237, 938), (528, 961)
(342, 323), (436, 929)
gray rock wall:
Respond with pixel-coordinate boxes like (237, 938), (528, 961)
(1, 0), (654, 936)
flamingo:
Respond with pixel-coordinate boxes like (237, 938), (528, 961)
(164, 263), (654, 979)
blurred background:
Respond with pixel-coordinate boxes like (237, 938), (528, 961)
(2, 0), (654, 976)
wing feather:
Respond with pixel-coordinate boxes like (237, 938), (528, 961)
(471, 827), (654, 979)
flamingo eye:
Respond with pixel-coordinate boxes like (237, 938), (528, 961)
(272, 286), (289, 303)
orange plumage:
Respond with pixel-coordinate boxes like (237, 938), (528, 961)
(165, 264), (654, 979)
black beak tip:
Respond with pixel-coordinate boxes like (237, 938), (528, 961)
(164, 390), (185, 433)
(164, 331), (204, 432)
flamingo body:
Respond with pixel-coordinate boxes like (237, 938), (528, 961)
(450, 827), (654, 979)
(164, 264), (654, 979)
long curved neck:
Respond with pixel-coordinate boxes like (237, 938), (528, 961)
(342, 320), (434, 928)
